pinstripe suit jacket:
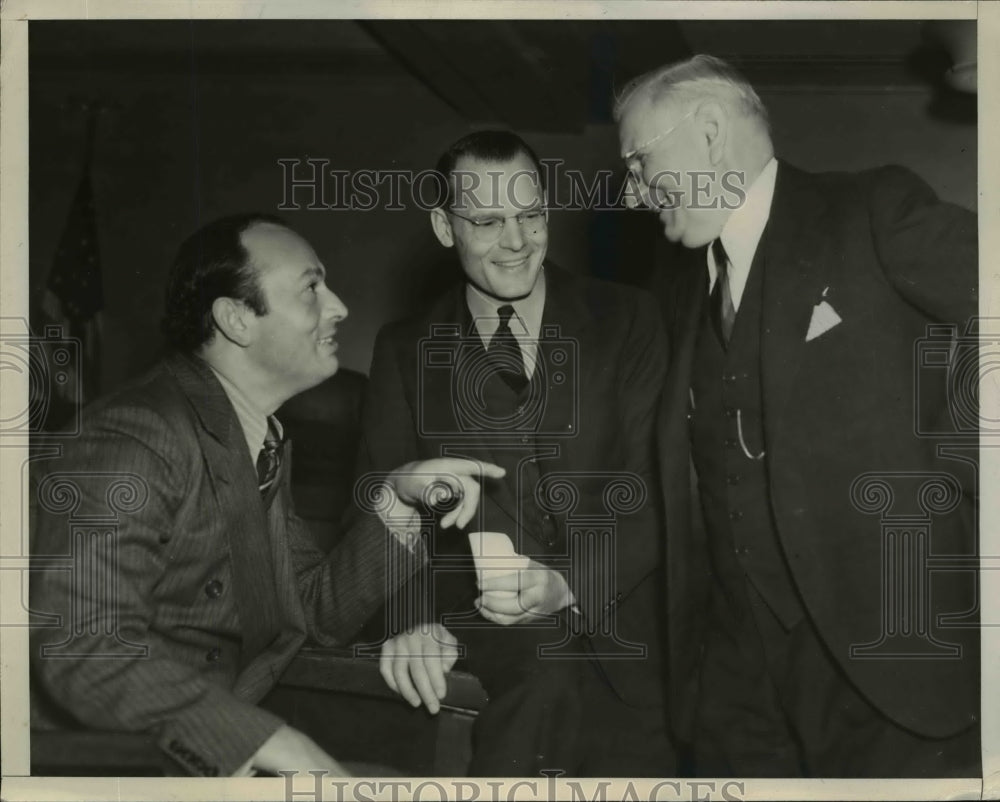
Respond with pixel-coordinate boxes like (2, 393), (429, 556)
(30, 352), (421, 776)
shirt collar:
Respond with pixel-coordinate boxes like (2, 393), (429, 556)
(208, 364), (280, 461)
(464, 267), (547, 345)
(709, 156), (778, 303)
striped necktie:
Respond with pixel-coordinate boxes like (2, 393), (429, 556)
(256, 416), (282, 496)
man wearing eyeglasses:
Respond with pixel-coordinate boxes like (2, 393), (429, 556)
(359, 130), (674, 776)
(615, 55), (978, 777)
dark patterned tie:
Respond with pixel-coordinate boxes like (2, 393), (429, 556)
(710, 238), (736, 347)
(488, 305), (528, 392)
(256, 417), (282, 497)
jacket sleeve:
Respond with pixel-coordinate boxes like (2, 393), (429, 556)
(30, 403), (283, 777)
(289, 507), (427, 647)
(570, 289), (669, 625)
(868, 165), (978, 325)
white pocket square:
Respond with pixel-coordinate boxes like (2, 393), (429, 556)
(806, 300), (842, 342)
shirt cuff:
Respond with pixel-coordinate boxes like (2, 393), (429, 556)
(376, 483), (424, 553)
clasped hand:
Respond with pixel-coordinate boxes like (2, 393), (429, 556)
(476, 560), (575, 626)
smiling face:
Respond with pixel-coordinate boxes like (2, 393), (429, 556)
(431, 152), (547, 302)
(241, 222), (348, 397)
(618, 93), (726, 249)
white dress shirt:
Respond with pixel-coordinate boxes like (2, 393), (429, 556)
(707, 157), (778, 312)
(465, 269), (546, 378)
(209, 364), (278, 464)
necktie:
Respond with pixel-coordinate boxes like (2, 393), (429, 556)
(256, 416), (283, 497)
(710, 238), (736, 347)
(488, 305), (528, 391)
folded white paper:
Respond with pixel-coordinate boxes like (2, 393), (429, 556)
(468, 531), (529, 588)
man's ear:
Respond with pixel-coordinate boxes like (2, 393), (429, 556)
(697, 100), (727, 167)
(430, 207), (455, 248)
(210, 297), (254, 347)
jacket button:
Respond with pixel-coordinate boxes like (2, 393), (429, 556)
(205, 580), (224, 599)
(725, 407), (737, 418)
(727, 474), (741, 486)
(725, 438), (738, 448)
(205, 647), (221, 662)
(729, 510), (744, 522)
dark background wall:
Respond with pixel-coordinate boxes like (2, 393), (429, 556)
(28, 19), (976, 393)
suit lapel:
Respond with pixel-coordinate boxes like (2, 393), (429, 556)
(759, 162), (836, 443)
(536, 266), (588, 456)
(659, 247), (708, 420)
(414, 288), (522, 526)
(165, 353), (282, 665)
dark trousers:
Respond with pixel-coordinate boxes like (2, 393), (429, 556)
(455, 615), (675, 777)
(694, 580), (980, 778)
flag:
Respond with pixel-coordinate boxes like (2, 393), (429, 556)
(43, 107), (104, 408)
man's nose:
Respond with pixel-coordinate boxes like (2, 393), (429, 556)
(624, 173), (651, 211)
(498, 216), (526, 250)
(321, 285), (348, 322)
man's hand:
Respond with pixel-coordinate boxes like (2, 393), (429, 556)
(379, 623), (460, 715)
(389, 458), (505, 529)
(235, 724), (351, 777)
(476, 559), (576, 625)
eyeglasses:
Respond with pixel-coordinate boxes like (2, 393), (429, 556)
(447, 207), (548, 243)
(622, 109), (696, 167)
(622, 110), (696, 210)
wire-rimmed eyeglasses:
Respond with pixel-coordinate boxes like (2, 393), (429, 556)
(622, 109), (696, 168)
(447, 207), (548, 244)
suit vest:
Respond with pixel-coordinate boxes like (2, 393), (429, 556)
(689, 250), (804, 630)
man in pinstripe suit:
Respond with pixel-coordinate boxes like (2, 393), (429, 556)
(30, 214), (502, 777)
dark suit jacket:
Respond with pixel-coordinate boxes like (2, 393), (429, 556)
(655, 161), (979, 741)
(359, 265), (669, 706)
(30, 352), (422, 776)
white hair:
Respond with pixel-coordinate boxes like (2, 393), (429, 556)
(614, 54), (769, 131)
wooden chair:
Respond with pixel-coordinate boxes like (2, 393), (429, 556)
(32, 648), (487, 777)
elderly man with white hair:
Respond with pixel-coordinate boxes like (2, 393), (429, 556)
(616, 55), (979, 777)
